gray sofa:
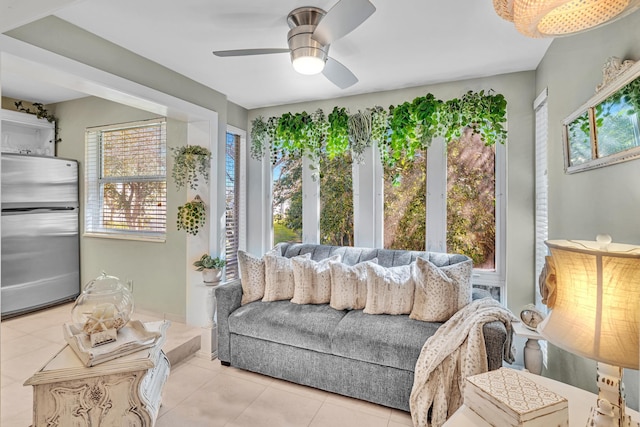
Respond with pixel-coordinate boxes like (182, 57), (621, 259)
(215, 243), (508, 412)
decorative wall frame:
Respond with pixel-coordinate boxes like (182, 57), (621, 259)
(563, 57), (640, 173)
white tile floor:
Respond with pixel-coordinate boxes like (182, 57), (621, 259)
(1, 304), (413, 427)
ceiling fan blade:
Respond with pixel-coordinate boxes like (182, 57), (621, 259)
(312, 0), (376, 46)
(322, 57), (358, 89)
(213, 48), (289, 57)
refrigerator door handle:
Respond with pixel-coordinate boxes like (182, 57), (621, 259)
(2, 207), (77, 214)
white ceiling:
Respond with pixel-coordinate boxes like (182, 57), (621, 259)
(4, 0), (554, 109)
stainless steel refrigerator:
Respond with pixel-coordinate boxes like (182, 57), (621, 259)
(1, 153), (80, 317)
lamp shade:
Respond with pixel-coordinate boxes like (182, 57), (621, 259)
(538, 238), (640, 369)
(493, 0), (640, 38)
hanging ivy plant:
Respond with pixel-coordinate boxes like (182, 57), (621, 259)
(177, 196), (206, 235)
(14, 101), (62, 143)
(326, 106), (350, 159)
(250, 116), (269, 160)
(249, 89), (508, 173)
(171, 145), (211, 190)
(442, 90), (507, 146)
(411, 93), (442, 147)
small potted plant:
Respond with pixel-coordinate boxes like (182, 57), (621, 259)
(193, 254), (226, 284)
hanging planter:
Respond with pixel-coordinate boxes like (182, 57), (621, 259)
(177, 195), (206, 235)
(171, 145), (211, 190)
(347, 109), (373, 163)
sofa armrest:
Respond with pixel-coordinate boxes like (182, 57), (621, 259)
(215, 281), (243, 364)
(482, 320), (508, 370)
(472, 288), (492, 301)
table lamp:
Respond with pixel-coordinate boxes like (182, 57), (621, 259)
(538, 235), (640, 427)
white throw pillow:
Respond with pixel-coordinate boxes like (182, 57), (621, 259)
(291, 255), (342, 305)
(329, 259), (377, 310)
(410, 257), (473, 322)
(363, 263), (415, 315)
(262, 253), (311, 302)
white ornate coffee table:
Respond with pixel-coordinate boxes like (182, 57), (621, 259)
(24, 321), (170, 427)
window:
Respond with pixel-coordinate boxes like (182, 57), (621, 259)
(85, 119), (166, 241)
(384, 150), (427, 250)
(272, 154), (302, 245)
(320, 152), (354, 246)
(224, 125), (247, 281)
(265, 124), (505, 301)
(446, 130), (496, 270)
(225, 131), (240, 279)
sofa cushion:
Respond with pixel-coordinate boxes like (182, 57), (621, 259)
(329, 259), (377, 310)
(263, 253), (311, 302)
(291, 255), (341, 305)
(363, 263), (415, 315)
(331, 309), (442, 371)
(410, 257), (473, 322)
(228, 300), (348, 353)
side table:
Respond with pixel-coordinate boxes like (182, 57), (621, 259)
(512, 321), (544, 375)
(444, 370), (640, 426)
(24, 320), (170, 427)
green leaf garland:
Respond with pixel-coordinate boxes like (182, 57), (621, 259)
(249, 90), (507, 171)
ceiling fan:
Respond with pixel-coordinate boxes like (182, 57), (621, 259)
(212, 0), (376, 89)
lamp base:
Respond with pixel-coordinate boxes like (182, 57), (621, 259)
(587, 407), (639, 427)
(586, 363), (639, 427)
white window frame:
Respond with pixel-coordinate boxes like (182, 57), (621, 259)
(84, 118), (167, 242)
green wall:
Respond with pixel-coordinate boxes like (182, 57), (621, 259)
(535, 11), (640, 410)
(52, 96), (188, 319)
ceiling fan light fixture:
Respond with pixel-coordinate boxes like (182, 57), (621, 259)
(493, 0), (640, 37)
(288, 24), (328, 75)
(292, 54), (326, 75)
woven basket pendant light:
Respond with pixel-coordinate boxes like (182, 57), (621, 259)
(493, 0), (640, 37)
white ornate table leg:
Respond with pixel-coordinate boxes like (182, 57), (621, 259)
(523, 338), (542, 375)
(204, 286), (215, 328)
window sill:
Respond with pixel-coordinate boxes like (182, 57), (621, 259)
(83, 232), (166, 243)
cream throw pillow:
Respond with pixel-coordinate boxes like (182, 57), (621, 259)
(329, 259), (377, 310)
(410, 257), (473, 322)
(291, 255), (342, 305)
(237, 246), (281, 305)
(363, 263), (415, 315)
(262, 253), (311, 302)
(238, 250), (266, 305)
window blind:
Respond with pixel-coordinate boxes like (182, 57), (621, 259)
(534, 89), (549, 307)
(85, 119), (167, 241)
(534, 89), (549, 367)
(225, 132), (240, 279)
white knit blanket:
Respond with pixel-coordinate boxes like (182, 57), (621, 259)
(409, 298), (517, 427)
